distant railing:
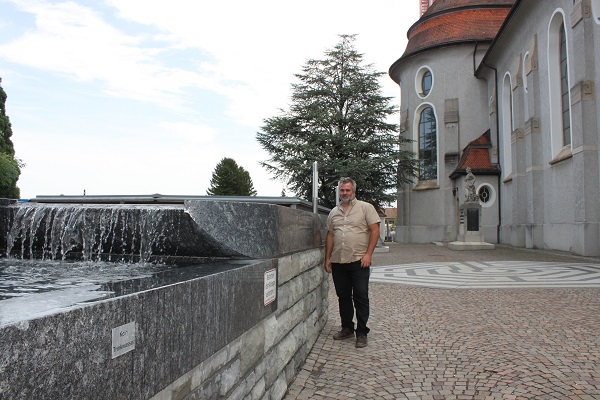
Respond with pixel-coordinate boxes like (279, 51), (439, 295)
(27, 194), (331, 214)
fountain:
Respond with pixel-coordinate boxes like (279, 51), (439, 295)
(0, 196), (328, 399)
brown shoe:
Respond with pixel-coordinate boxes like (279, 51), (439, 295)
(355, 336), (368, 348)
(333, 327), (354, 340)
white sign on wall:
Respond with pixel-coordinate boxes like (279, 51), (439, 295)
(111, 321), (136, 359)
(264, 269), (277, 306)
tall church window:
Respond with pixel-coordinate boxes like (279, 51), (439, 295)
(418, 106), (437, 180)
(559, 23), (571, 146)
(501, 73), (513, 178)
(548, 10), (572, 158)
(523, 52), (530, 122)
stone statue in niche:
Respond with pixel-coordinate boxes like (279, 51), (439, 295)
(465, 168), (479, 202)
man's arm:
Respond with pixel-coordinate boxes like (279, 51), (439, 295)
(360, 222), (380, 268)
(324, 230), (334, 273)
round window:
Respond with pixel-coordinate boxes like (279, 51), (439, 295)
(477, 184), (496, 208)
(415, 66), (433, 99)
(422, 71), (432, 96)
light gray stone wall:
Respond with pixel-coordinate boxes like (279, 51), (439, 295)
(393, 0), (599, 255)
(487, 0), (600, 255)
(394, 45), (497, 244)
(151, 248), (328, 400)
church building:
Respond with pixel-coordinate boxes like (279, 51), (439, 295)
(389, 0), (600, 256)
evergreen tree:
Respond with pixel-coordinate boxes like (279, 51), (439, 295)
(0, 77), (22, 199)
(257, 35), (417, 209)
(206, 157), (257, 196)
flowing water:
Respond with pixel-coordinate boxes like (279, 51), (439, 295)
(4, 203), (189, 262)
(0, 202), (247, 326)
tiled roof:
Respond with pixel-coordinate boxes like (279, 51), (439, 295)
(403, 9), (510, 57)
(450, 130), (500, 179)
(422, 0), (514, 18)
(390, 0), (515, 78)
(384, 208), (397, 219)
(467, 131), (494, 147)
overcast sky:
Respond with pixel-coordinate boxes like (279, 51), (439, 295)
(0, 0), (418, 199)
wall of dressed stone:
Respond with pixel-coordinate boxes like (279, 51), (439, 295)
(151, 248), (328, 400)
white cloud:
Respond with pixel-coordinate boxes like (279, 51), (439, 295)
(102, 0), (416, 124)
(2, 0), (414, 124)
(1, 0), (218, 111)
(1, 0), (418, 199)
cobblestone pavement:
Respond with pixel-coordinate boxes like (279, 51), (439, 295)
(284, 243), (600, 399)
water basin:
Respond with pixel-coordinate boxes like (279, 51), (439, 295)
(0, 258), (253, 326)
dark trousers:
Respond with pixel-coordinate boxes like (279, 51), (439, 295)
(331, 260), (370, 336)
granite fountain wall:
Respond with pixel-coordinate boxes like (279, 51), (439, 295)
(0, 199), (329, 400)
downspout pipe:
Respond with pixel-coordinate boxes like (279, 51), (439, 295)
(480, 60), (502, 244)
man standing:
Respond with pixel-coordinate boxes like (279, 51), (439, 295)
(325, 177), (380, 348)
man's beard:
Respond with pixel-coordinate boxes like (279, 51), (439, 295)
(340, 194), (355, 204)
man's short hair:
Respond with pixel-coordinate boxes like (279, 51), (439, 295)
(338, 177), (356, 191)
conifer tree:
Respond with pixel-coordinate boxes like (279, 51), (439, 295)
(257, 35), (417, 209)
(0, 77), (22, 199)
(206, 157), (257, 196)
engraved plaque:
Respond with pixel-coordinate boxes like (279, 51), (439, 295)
(264, 269), (277, 306)
(112, 322), (135, 359)
(467, 208), (479, 232)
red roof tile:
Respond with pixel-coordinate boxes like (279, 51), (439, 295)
(450, 130), (500, 178)
(459, 148), (495, 169)
(467, 132), (493, 147)
(384, 208), (397, 219)
(390, 0), (515, 78)
(405, 9), (510, 56)
(422, 0), (514, 18)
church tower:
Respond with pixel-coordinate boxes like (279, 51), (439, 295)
(419, 0), (436, 16)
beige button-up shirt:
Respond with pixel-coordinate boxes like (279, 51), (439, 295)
(326, 199), (380, 264)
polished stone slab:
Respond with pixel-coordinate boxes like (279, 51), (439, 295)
(185, 200), (324, 259)
(0, 259), (277, 399)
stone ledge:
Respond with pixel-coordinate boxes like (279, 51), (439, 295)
(374, 245), (390, 253)
(448, 241), (496, 251)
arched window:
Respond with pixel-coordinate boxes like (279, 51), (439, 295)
(501, 73), (513, 178)
(548, 10), (572, 158)
(559, 23), (571, 146)
(418, 106), (437, 180)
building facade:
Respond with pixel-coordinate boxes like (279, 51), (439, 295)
(390, 0), (600, 256)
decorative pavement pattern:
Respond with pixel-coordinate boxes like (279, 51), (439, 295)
(370, 261), (600, 289)
(285, 247), (600, 400)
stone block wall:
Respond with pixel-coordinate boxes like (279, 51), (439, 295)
(151, 248), (328, 400)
